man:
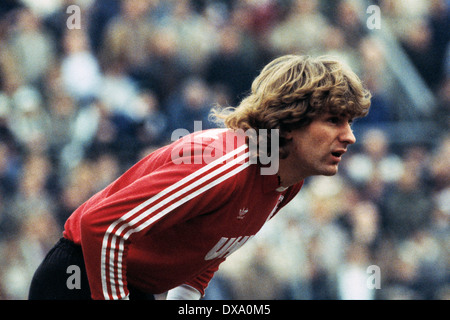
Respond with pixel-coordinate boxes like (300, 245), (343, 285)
(29, 55), (371, 300)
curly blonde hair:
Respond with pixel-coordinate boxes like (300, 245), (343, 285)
(210, 54), (371, 158)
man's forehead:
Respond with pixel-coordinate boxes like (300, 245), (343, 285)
(320, 111), (355, 120)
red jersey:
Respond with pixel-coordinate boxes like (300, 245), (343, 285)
(63, 128), (303, 300)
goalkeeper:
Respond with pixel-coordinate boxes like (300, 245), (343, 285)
(28, 55), (371, 300)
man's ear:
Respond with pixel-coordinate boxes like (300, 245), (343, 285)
(278, 129), (293, 160)
(280, 128), (293, 141)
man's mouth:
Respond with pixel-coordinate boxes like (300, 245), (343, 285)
(331, 150), (346, 159)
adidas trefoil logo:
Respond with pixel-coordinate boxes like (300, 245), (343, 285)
(237, 208), (248, 220)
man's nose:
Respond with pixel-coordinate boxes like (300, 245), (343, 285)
(340, 123), (356, 145)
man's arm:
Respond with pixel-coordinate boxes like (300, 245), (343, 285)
(166, 284), (202, 300)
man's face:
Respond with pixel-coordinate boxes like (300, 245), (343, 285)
(284, 112), (356, 181)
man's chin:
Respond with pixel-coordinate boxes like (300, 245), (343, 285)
(322, 166), (339, 176)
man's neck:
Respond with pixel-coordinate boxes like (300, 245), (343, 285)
(277, 158), (308, 188)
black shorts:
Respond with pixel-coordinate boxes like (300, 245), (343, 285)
(28, 238), (154, 300)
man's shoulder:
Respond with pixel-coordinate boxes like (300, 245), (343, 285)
(168, 128), (249, 165)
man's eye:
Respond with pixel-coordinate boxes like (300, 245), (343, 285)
(327, 117), (339, 124)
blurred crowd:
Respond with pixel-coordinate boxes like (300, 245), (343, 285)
(0, 0), (448, 300)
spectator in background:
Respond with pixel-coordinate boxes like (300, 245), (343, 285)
(205, 25), (257, 106)
(401, 19), (442, 91)
(0, 97), (21, 198)
(225, 0), (278, 68)
(133, 90), (168, 147)
(83, 96), (137, 166)
(7, 86), (51, 154)
(343, 128), (404, 202)
(332, 0), (367, 48)
(46, 87), (76, 132)
(100, 0), (156, 76)
(381, 0), (449, 92)
(85, 0), (121, 54)
(134, 27), (189, 105)
(434, 72), (449, 130)
(346, 200), (380, 248)
(97, 56), (140, 122)
(269, 0), (329, 55)
(0, 138), (21, 244)
(165, 76), (214, 133)
(399, 229), (448, 299)
(336, 243), (375, 300)
(381, 152), (434, 240)
(0, 142), (19, 199)
(321, 26), (358, 70)
(427, 0), (450, 85)
(8, 154), (55, 217)
(8, 8), (55, 87)
(60, 28), (102, 105)
(377, 0), (430, 40)
(356, 37), (393, 124)
(161, 0), (219, 74)
(46, 93), (78, 164)
(429, 135), (450, 200)
(1, 199), (60, 299)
